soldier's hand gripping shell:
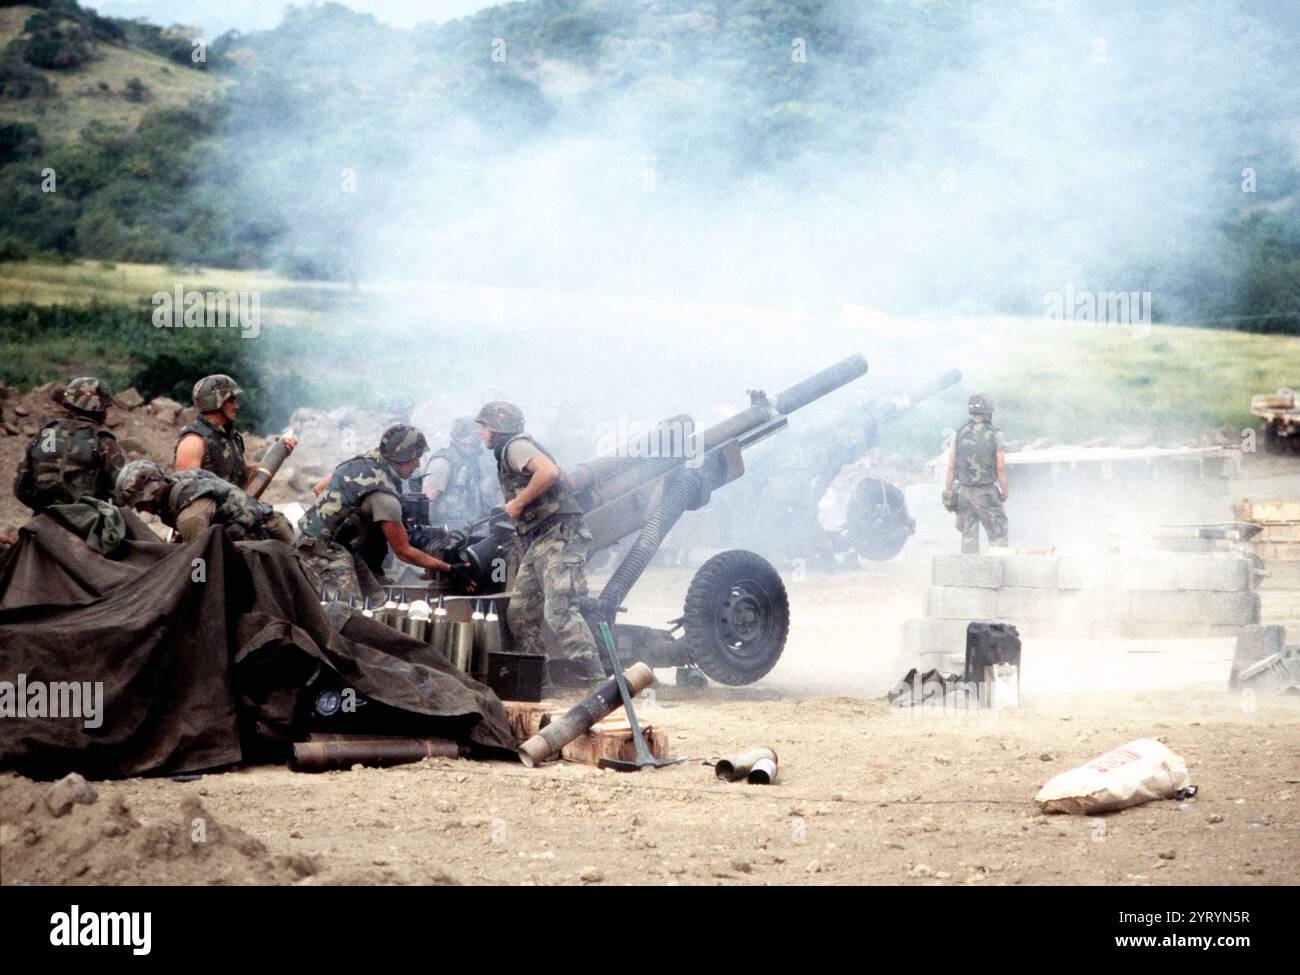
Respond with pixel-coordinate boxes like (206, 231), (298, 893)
(942, 488), (958, 513)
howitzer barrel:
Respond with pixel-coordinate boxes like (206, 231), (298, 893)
(901, 368), (962, 410)
(774, 354), (869, 415)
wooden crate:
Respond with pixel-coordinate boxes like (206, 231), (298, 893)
(560, 717), (668, 766)
(1254, 542), (1300, 562)
(1235, 499), (1300, 524)
(503, 701), (669, 764)
(503, 701), (559, 741)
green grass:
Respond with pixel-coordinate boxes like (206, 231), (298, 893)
(3, 257), (1298, 446)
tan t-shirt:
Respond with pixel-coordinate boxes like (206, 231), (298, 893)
(360, 491), (402, 524)
(504, 438), (541, 475)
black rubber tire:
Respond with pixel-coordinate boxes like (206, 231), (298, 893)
(846, 476), (914, 561)
(683, 550), (790, 685)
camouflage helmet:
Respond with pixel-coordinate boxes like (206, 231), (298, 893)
(115, 459), (168, 509)
(474, 401), (524, 435)
(968, 393), (994, 416)
(193, 374), (242, 413)
(379, 423), (428, 464)
(450, 415), (480, 445)
(62, 376), (113, 415)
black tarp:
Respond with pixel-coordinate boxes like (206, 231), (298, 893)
(0, 512), (517, 779)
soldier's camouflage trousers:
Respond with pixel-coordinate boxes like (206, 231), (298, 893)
(293, 536), (385, 604)
(955, 482), (1008, 554)
(507, 515), (600, 673)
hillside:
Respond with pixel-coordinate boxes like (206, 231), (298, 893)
(0, 3), (226, 141)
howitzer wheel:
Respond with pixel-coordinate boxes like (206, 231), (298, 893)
(846, 476), (914, 561)
(682, 550), (789, 685)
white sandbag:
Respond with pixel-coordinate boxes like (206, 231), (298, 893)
(1035, 738), (1190, 815)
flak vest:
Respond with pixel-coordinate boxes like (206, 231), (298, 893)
(298, 452), (402, 550)
(176, 415), (246, 485)
(16, 416), (117, 510)
(494, 434), (581, 535)
(954, 420), (1001, 487)
(428, 447), (488, 523)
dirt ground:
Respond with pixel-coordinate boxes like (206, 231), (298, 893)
(2, 408), (1297, 885)
(3, 564), (1296, 887)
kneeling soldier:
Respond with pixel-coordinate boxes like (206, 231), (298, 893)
(115, 460), (294, 545)
(476, 400), (604, 683)
(295, 423), (454, 602)
(15, 377), (125, 514)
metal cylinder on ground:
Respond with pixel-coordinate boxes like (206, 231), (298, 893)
(449, 618), (474, 672)
(715, 747), (778, 783)
(517, 662), (655, 768)
(290, 737), (466, 772)
(470, 600), (487, 678)
(479, 601), (503, 673)
(406, 595), (431, 642)
(429, 594), (450, 660)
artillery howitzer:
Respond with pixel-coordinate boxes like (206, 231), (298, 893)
(709, 368), (962, 564)
(416, 355), (870, 685)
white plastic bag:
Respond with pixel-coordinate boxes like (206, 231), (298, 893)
(1034, 738), (1190, 815)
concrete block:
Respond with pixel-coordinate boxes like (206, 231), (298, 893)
(1113, 557), (1177, 591)
(1058, 589), (1132, 622)
(1234, 624), (1285, 665)
(924, 586), (998, 620)
(1057, 555), (1121, 590)
(901, 618), (971, 655)
(1130, 590), (1261, 626)
(1172, 557), (1252, 592)
(997, 554), (1059, 589)
(932, 554), (1003, 589)
(995, 587), (1060, 621)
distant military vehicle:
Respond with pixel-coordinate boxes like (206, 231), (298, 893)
(1251, 389), (1300, 453)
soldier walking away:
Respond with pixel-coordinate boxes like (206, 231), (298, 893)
(422, 415), (495, 526)
(175, 374), (297, 486)
(295, 423), (454, 602)
(115, 460), (294, 545)
(477, 400), (605, 685)
(943, 393), (1009, 554)
(14, 377), (126, 514)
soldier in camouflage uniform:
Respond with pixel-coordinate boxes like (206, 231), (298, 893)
(477, 401), (604, 683)
(421, 416), (495, 525)
(115, 460), (294, 544)
(175, 374), (297, 486)
(14, 377), (126, 514)
(294, 424), (454, 602)
(943, 393), (1009, 554)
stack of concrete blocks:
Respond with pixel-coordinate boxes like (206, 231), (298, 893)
(903, 552), (1259, 675)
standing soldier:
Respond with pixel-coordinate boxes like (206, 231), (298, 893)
(295, 423), (455, 602)
(421, 416), (494, 526)
(14, 377), (125, 514)
(476, 401), (604, 683)
(943, 393), (1009, 553)
(175, 374), (297, 487)
(114, 460), (294, 544)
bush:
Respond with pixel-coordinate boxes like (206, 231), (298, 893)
(0, 121), (41, 163)
(0, 236), (32, 261)
(124, 77), (148, 102)
(0, 50), (54, 99)
(19, 18), (95, 71)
